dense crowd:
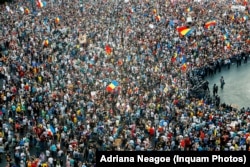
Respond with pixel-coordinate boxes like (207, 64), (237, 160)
(0, 0), (250, 167)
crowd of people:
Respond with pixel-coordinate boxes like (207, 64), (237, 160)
(0, 0), (250, 166)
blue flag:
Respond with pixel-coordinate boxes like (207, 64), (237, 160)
(50, 125), (56, 134)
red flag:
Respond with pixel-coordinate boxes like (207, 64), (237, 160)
(105, 45), (112, 55)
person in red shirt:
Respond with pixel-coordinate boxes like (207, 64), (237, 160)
(200, 130), (205, 141)
(180, 138), (185, 150)
(185, 136), (191, 151)
(149, 126), (155, 137)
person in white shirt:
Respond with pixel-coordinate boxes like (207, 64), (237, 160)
(48, 156), (53, 166)
(20, 160), (25, 167)
(58, 149), (64, 158)
(46, 149), (50, 158)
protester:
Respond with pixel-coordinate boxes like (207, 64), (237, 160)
(0, 0), (250, 166)
(220, 76), (225, 89)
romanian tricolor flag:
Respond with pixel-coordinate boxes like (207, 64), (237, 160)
(204, 20), (216, 29)
(222, 34), (228, 41)
(181, 63), (187, 72)
(37, 0), (43, 8)
(37, 0), (46, 8)
(105, 44), (112, 55)
(106, 80), (119, 92)
(171, 52), (178, 63)
(186, 7), (192, 12)
(176, 26), (188, 33)
(24, 8), (30, 15)
(180, 28), (193, 36)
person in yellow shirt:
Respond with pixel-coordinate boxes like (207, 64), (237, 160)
(16, 103), (21, 113)
(190, 111), (194, 117)
(41, 162), (48, 167)
(38, 75), (42, 83)
(26, 160), (32, 167)
(215, 137), (220, 145)
(73, 115), (77, 124)
(77, 109), (81, 116)
(33, 67), (38, 74)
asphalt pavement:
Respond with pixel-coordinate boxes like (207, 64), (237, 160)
(207, 61), (250, 109)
